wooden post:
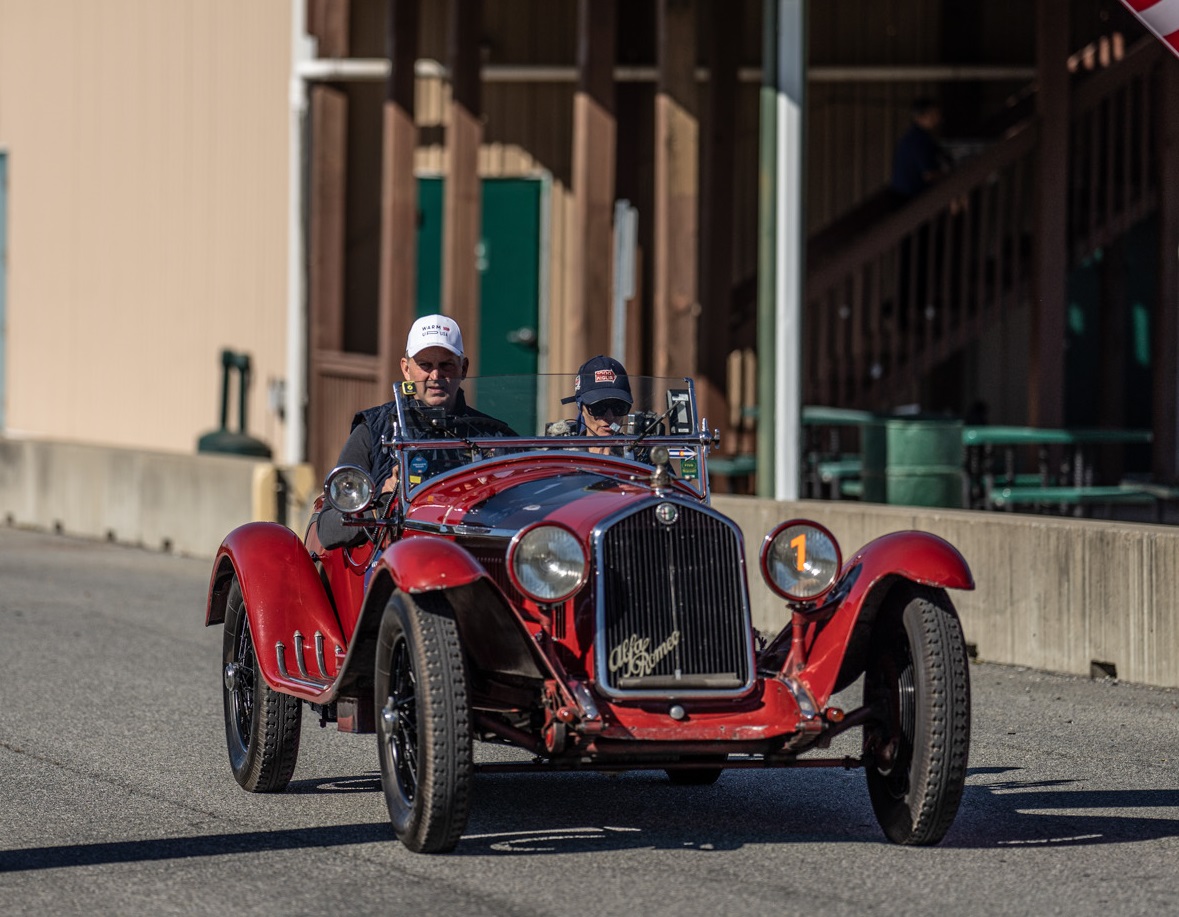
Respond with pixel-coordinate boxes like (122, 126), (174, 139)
(443, 0), (483, 375)
(1153, 55), (1179, 481)
(1029, 0), (1069, 428)
(570, 0), (617, 362)
(699, 0), (739, 442)
(378, 0), (420, 399)
(307, 0), (350, 478)
(309, 89), (347, 355)
(653, 0), (699, 380)
(307, 0), (350, 356)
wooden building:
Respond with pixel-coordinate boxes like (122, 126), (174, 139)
(0, 0), (1175, 493)
(301, 0), (1179, 489)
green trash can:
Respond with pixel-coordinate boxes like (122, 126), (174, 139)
(196, 349), (273, 459)
(861, 417), (964, 507)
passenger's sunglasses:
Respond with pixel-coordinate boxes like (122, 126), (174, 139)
(584, 399), (631, 418)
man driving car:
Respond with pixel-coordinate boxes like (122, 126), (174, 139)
(317, 314), (514, 548)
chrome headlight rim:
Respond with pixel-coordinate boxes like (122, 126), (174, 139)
(507, 522), (588, 605)
(323, 464), (376, 515)
(759, 519), (842, 603)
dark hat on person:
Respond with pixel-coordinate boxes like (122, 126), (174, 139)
(561, 355), (633, 405)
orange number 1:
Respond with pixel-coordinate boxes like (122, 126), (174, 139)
(790, 533), (806, 571)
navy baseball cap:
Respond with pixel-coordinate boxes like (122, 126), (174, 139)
(561, 355), (633, 405)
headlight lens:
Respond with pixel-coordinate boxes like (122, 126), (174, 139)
(324, 465), (375, 514)
(760, 520), (842, 602)
(508, 524), (587, 604)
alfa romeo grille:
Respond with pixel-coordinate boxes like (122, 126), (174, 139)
(596, 502), (752, 695)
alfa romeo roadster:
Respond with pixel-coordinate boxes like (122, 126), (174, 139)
(205, 374), (973, 852)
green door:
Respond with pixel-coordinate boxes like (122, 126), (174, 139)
(415, 177), (542, 375)
(416, 177), (543, 432)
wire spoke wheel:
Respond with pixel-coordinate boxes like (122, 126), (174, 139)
(382, 635), (419, 805)
(221, 576), (302, 793)
(229, 619), (257, 748)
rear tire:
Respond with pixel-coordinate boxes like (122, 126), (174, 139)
(863, 585), (970, 845)
(222, 576), (302, 792)
(375, 591), (473, 853)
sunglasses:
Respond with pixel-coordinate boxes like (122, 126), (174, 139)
(584, 399), (632, 418)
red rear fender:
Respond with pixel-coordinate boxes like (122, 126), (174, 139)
(205, 523), (345, 696)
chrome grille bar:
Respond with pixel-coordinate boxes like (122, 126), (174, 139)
(595, 501), (753, 697)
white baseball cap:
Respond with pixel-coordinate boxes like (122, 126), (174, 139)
(405, 314), (464, 358)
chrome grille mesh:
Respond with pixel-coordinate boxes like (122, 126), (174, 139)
(598, 503), (751, 694)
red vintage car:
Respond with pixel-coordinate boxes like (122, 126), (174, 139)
(205, 374), (973, 853)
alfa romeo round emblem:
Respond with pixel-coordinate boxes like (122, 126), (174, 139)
(655, 502), (679, 525)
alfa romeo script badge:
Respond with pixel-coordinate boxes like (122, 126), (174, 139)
(655, 503), (679, 525)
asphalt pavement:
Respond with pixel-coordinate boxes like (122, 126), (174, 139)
(1, 526), (1177, 916)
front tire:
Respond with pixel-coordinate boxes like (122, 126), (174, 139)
(222, 576), (302, 792)
(863, 584), (970, 845)
(375, 591), (473, 853)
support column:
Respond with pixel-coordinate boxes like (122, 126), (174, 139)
(653, 0), (699, 379)
(1029, 0), (1069, 428)
(1153, 55), (1179, 481)
(699, 0), (740, 444)
(570, 0), (617, 362)
(443, 0), (483, 373)
(755, 0), (778, 497)
(305, 0), (349, 474)
(377, 0), (420, 397)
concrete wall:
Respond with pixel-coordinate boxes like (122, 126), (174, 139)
(3, 437), (1176, 690)
(0, 438), (315, 560)
(714, 495), (1179, 690)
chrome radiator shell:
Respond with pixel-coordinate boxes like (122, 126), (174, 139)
(592, 499), (755, 699)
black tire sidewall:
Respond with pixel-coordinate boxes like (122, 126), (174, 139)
(864, 585), (970, 845)
(375, 591), (473, 853)
(222, 579), (252, 778)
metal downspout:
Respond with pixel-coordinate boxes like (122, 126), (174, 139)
(756, 0), (778, 498)
(774, 0), (805, 502)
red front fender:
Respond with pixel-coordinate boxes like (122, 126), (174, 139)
(205, 522), (345, 697)
(375, 534), (490, 594)
(796, 530), (973, 704)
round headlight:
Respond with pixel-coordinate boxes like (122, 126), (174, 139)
(508, 524), (588, 604)
(760, 520), (842, 603)
(324, 465), (375, 514)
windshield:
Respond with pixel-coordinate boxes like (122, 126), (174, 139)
(384, 374), (710, 498)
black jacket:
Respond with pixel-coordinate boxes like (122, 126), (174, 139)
(316, 389), (515, 549)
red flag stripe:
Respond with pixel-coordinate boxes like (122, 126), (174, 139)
(1121, 0), (1179, 57)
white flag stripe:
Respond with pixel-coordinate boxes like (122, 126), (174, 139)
(1137, 0), (1179, 37)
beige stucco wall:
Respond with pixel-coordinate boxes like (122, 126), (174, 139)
(0, 1), (291, 458)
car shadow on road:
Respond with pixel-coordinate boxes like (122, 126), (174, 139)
(942, 765), (1179, 849)
(0, 822), (395, 873)
(278, 763), (1179, 855)
(457, 767), (885, 854)
(455, 764), (1179, 855)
